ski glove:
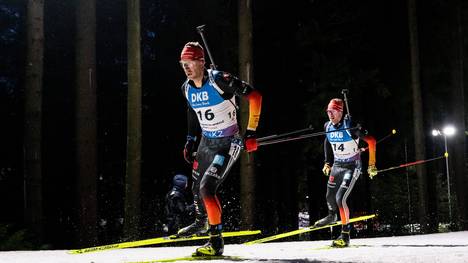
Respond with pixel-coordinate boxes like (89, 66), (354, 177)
(243, 129), (258, 152)
(367, 164), (378, 179)
(183, 136), (197, 164)
(322, 163), (331, 176)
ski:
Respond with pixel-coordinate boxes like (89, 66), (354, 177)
(127, 255), (243, 263)
(244, 214), (376, 245)
(312, 244), (371, 250)
(68, 230), (261, 254)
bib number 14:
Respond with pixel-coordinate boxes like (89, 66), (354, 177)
(332, 143), (345, 152)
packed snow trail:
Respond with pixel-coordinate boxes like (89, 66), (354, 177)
(0, 231), (467, 263)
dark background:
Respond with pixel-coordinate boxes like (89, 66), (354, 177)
(0, 0), (467, 248)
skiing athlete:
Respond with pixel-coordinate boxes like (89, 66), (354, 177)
(314, 98), (377, 247)
(177, 42), (262, 256)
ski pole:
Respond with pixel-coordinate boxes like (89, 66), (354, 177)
(377, 129), (397, 144)
(257, 126), (314, 143)
(376, 155), (445, 174)
(258, 126), (360, 147)
(341, 89), (351, 117)
(361, 129), (397, 152)
(196, 25), (217, 70)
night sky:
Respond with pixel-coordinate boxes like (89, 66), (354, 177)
(0, 0), (466, 248)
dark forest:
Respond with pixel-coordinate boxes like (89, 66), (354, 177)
(0, 0), (467, 249)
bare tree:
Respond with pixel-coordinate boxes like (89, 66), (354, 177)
(75, 0), (98, 244)
(449, 0), (468, 230)
(124, 0), (142, 239)
(24, 0), (44, 241)
(408, 0), (429, 231)
(238, 0), (255, 229)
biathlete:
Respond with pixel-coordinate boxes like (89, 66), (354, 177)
(177, 42), (262, 256)
(314, 98), (377, 247)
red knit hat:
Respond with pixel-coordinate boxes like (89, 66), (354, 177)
(180, 42), (204, 60)
(327, 98), (343, 112)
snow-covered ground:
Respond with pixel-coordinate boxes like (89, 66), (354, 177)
(0, 231), (467, 263)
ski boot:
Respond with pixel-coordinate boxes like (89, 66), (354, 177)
(176, 217), (209, 237)
(313, 212), (337, 227)
(193, 224), (224, 256)
(332, 231), (350, 247)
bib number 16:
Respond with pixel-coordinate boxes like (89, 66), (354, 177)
(197, 109), (215, 121)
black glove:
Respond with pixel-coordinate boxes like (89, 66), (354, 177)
(183, 136), (197, 164)
(243, 130), (258, 152)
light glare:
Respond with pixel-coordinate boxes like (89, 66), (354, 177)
(442, 126), (456, 136)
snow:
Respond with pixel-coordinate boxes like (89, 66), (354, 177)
(0, 231), (467, 263)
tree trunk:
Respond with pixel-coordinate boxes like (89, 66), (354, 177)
(408, 0), (429, 231)
(24, 0), (44, 241)
(75, 0), (98, 245)
(124, 0), (142, 239)
(450, 0), (468, 230)
(238, 0), (255, 229)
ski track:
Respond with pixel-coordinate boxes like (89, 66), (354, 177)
(0, 231), (467, 263)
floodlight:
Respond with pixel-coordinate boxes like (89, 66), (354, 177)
(442, 126), (456, 136)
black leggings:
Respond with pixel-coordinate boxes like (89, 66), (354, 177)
(325, 160), (361, 230)
(191, 135), (242, 225)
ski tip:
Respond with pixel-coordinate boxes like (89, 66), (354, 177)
(68, 244), (119, 254)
